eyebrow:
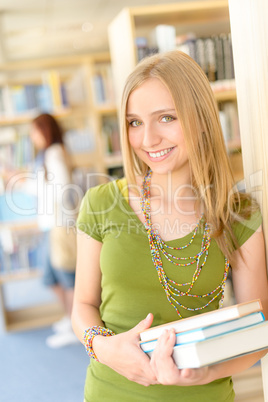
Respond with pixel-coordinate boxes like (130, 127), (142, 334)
(126, 108), (176, 118)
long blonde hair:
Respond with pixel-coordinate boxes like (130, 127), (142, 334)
(120, 50), (255, 259)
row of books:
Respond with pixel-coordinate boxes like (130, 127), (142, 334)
(0, 236), (47, 275)
(64, 128), (96, 155)
(0, 71), (69, 118)
(0, 224), (47, 275)
(136, 27), (234, 86)
(0, 63), (116, 119)
(102, 115), (120, 155)
(219, 102), (240, 151)
(0, 114), (120, 170)
(0, 127), (34, 170)
(91, 63), (116, 105)
(176, 33), (234, 84)
(139, 299), (268, 368)
(0, 190), (46, 275)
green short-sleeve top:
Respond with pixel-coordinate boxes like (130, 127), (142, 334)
(77, 178), (262, 402)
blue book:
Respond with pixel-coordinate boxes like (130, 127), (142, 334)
(140, 299), (262, 342)
(140, 311), (265, 353)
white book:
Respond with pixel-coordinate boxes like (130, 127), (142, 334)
(146, 321), (268, 368)
(140, 299), (262, 342)
(140, 311), (264, 353)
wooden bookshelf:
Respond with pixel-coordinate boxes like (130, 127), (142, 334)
(108, 1), (230, 104)
(233, 365), (264, 401)
(1, 301), (64, 332)
(0, 52), (119, 174)
(0, 53), (120, 331)
(0, 265), (64, 332)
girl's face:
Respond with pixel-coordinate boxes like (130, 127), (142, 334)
(126, 78), (189, 176)
(30, 124), (47, 150)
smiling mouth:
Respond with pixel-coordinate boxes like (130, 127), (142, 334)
(148, 147), (174, 158)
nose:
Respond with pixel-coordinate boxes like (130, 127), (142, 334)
(142, 123), (162, 149)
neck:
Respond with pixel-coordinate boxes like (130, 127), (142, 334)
(149, 169), (194, 200)
(143, 168), (201, 218)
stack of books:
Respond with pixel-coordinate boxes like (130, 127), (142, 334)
(139, 300), (268, 368)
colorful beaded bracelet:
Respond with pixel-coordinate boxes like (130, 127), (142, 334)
(83, 325), (115, 361)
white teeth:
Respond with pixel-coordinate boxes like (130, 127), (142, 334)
(149, 147), (173, 158)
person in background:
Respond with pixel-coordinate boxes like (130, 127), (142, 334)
(30, 113), (78, 348)
(72, 51), (268, 401)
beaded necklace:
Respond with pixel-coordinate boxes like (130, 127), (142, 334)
(140, 169), (229, 318)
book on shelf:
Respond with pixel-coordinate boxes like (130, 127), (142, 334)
(175, 32), (235, 88)
(91, 63), (115, 105)
(139, 299), (262, 342)
(219, 102), (240, 150)
(136, 30), (235, 91)
(64, 128), (96, 154)
(42, 70), (63, 110)
(0, 70), (70, 119)
(64, 67), (88, 106)
(102, 115), (120, 155)
(0, 127), (34, 169)
(145, 319), (268, 369)
(151, 25), (176, 54)
(140, 310), (265, 353)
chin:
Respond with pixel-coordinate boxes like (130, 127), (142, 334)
(148, 164), (174, 175)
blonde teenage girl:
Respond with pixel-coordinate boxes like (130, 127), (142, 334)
(72, 51), (268, 401)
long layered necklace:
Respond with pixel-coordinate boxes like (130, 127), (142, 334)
(140, 169), (229, 318)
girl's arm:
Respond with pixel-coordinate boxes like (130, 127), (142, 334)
(71, 229), (158, 387)
(71, 229), (103, 337)
(150, 226), (268, 386)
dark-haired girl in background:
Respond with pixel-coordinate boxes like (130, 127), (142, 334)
(30, 113), (78, 348)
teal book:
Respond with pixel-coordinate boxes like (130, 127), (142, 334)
(145, 320), (268, 368)
(140, 299), (262, 343)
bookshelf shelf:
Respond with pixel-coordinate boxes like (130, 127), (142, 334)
(0, 269), (41, 284)
(104, 153), (123, 169)
(2, 302), (64, 332)
(70, 151), (98, 169)
(0, 108), (73, 127)
(0, 52), (120, 332)
(132, 1), (229, 28)
(108, 0), (242, 182)
(0, 52), (118, 174)
(94, 105), (117, 115)
(213, 88), (237, 102)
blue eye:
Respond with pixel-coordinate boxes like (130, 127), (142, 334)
(130, 120), (142, 127)
(161, 116), (174, 123)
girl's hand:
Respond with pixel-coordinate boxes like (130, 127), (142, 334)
(150, 329), (210, 386)
(92, 313), (158, 387)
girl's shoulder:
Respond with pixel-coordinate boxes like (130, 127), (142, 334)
(231, 194), (262, 247)
(83, 177), (126, 209)
(44, 143), (65, 164)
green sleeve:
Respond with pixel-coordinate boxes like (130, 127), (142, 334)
(76, 187), (102, 242)
(232, 209), (262, 248)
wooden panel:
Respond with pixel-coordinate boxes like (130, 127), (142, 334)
(228, 0), (268, 399)
(233, 365), (264, 401)
(213, 89), (237, 102)
(0, 52), (110, 72)
(132, 0), (230, 27)
(70, 151), (97, 169)
(229, 152), (244, 183)
(108, 8), (137, 107)
(0, 269), (41, 284)
(4, 302), (64, 332)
